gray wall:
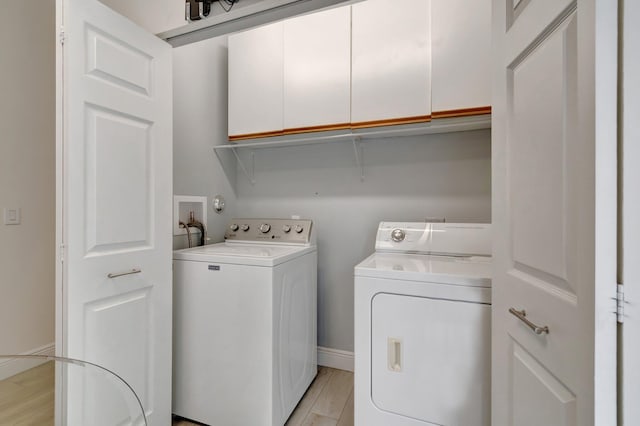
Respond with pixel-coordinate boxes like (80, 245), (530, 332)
(0, 1), (55, 355)
(236, 131), (492, 351)
(173, 36), (238, 249)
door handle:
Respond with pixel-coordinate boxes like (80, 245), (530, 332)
(509, 308), (550, 335)
(387, 338), (402, 372)
(107, 269), (141, 279)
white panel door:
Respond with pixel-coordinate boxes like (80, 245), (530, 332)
(623, 0), (640, 424)
(491, 0), (617, 425)
(431, 0), (491, 115)
(351, 0), (430, 126)
(283, 5), (351, 131)
(228, 21), (284, 139)
(58, 0), (172, 424)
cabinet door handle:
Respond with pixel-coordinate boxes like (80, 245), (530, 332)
(107, 269), (141, 279)
(509, 308), (550, 335)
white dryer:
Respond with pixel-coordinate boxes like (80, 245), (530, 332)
(354, 222), (492, 426)
(173, 218), (317, 426)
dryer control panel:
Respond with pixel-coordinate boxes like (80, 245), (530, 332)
(375, 222), (491, 256)
(224, 218), (314, 245)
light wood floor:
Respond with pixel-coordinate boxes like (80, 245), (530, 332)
(0, 361), (55, 425)
(173, 366), (354, 426)
(1, 363), (352, 426)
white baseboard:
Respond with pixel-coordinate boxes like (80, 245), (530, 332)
(317, 346), (354, 372)
(0, 343), (55, 380)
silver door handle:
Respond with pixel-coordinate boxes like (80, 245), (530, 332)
(509, 308), (550, 335)
(107, 269), (141, 279)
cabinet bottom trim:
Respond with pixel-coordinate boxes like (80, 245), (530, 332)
(228, 109), (491, 142)
(350, 115), (432, 129)
(229, 123), (352, 142)
(431, 106), (492, 119)
(283, 122), (352, 135)
(229, 129), (286, 142)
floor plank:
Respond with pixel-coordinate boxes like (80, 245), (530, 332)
(286, 367), (334, 426)
(0, 361), (54, 426)
(309, 369), (353, 420)
(336, 389), (354, 426)
(300, 413), (338, 426)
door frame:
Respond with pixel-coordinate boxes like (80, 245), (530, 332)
(622, 0), (640, 423)
(55, 0), (65, 423)
(592, 0), (619, 422)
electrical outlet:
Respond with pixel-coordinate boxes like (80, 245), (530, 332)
(3, 208), (21, 225)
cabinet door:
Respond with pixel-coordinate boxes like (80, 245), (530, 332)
(431, 0), (491, 117)
(351, 0), (431, 127)
(283, 6), (351, 132)
(228, 22), (283, 140)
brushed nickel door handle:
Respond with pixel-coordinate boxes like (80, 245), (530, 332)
(107, 269), (141, 279)
(509, 308), (550, 335)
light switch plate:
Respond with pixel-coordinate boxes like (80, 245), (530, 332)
(3, 208), (21, 225)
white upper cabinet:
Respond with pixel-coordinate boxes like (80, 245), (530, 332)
(227, 0), (492, 140)
(351, 0), (431, 126)
(283, 6), (351, 131)
(228, 21), (283, 139)
(431, 0), (491, 116)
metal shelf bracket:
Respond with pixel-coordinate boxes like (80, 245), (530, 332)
(231, 148), (255, 185)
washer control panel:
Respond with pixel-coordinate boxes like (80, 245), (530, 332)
(225, 218), (313, 244)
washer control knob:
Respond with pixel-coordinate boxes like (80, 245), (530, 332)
(282, 225), (292, 233)
(391, 228), (406, 242)
(229, 223), (239, 232)
(240, 224), (250, 232)
(259, 223), (271, 233)
(294, 225), (304, 234)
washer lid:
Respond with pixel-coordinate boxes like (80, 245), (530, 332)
(354, 252), (491, 287)
(173, 242), (316, 267)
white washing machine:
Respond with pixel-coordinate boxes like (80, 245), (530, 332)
(354, 222), (492, 426)
(173, 218), (317, 426)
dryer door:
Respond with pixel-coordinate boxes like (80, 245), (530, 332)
(371, 293), (491, 426)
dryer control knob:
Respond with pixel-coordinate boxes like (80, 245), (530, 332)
(259, 223), (271, 233)
(229, 223), (239, 232)
(294, 225), (304, 234)
(282, 225), (292, 233)
(240, 224), (250, 232)
(391, 228), (406, 242)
